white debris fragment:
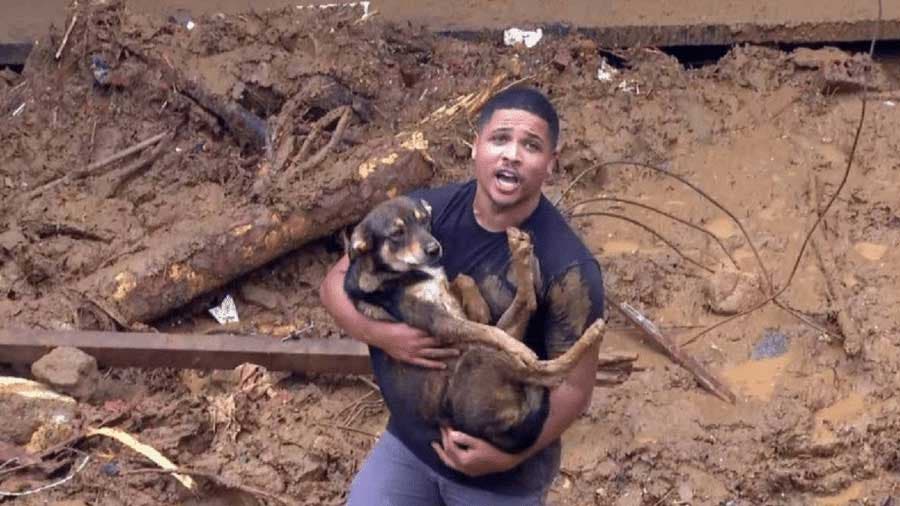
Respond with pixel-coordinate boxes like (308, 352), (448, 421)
(296, 1), (370, 17)
(209, 294), (240, 324)
(596, 59), (618, 81)
(503, 28), (543, 49)
(12, 103), (25, 117)
(185, 20), (196, 30)
(885, 101), (896, 107)
(617, 79), (640, 94)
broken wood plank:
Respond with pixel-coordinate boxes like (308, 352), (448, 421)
(611, 298), (737, 403)
(0, 328), (372, 375)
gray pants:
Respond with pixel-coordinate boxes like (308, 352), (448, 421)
(346, 431), (553, 506)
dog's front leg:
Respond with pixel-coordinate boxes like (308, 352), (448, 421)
(495, 227), (538, 340)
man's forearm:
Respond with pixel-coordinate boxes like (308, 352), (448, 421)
(319, 255), (383, 348)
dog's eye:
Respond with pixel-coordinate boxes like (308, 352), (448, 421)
(388, 227), (405, 239)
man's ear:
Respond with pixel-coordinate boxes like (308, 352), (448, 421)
(547, 149), (559, 176)
(348, 225), (372, 260)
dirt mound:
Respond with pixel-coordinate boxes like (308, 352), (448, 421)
(2, 1), (900, 504)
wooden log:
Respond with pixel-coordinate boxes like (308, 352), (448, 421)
(77, 138), (432, 326)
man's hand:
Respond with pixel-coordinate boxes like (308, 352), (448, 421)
(431, 426), (525, 477)
(378, 322), (459, 369)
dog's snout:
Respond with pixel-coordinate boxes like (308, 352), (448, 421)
(425, 240), (442, 259)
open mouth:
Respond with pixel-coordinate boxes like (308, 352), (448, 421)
(494, 168), (521, 194)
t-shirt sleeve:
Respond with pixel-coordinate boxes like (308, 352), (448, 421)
(542, 259), (605, 359)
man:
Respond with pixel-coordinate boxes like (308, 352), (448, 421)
(319, 86), (605, 505)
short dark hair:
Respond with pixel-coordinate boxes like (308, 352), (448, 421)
(476, 86), (560, 149)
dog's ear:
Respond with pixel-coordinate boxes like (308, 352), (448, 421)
(348, 225), (373, 260)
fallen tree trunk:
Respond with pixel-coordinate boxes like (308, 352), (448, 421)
(76, 138), (432, 326)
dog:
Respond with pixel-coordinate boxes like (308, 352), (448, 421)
(344, 196), (605, 453)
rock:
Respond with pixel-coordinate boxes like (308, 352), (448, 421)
(703, 268), (764, 315)
(240, 284), (287, 310)
(0, 377), (76, 445)
(790, 46), (851, 69)
(789, 46), (890, 92)
(552, 48), (572, 72)
(31, 347), (99, 401)
(752, 330), (790, 360)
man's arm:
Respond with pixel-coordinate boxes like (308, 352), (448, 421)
(319, 254), (458, 369)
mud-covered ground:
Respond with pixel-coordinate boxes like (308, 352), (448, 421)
(2, 1), (900, 504)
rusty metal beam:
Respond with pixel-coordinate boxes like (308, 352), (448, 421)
(0, 328), (372, 375)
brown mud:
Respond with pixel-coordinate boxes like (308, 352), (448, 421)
(2, 1), (900, 504)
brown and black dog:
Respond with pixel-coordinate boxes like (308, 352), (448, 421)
(344, 196), (605, 453)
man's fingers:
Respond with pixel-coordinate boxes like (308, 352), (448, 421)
(440, 429), (462, 462)
(419, 348), (460, 359)
(446, 429), (479, 448)
(442, 426), (463, 455)
(414, 336), (441, 348)
(431, 442), (459, 472)
(409, 357), (447, 370)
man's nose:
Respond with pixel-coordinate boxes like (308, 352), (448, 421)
(501, 141), (520, 162)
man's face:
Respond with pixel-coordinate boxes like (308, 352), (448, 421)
(472, 108), (557, 211)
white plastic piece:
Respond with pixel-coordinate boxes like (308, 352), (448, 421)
(503, 27), (543, 49)
(209, 294), (240, 324)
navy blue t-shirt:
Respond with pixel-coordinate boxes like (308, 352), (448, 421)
(368, 179), (605, 494)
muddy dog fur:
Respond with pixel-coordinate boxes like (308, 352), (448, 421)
(344, 196), (605, 453)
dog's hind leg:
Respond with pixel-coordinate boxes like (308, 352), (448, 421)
(496, 227), (538, 341)
(498, 318), (607, 387)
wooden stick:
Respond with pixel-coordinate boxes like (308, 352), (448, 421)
(295, 106), (351, 172)
(808, 174), (863, 355)
(79, 132), (170, 178)
(105, 132), (173, 198)
(55, 14), (78, 60)
(611, 298), (737, 403)
(122, 467), (299, 506)
(314, 421), (378, 438)
(26, 132), (169, 198)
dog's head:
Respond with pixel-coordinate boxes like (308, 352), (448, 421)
(348, 196), (442, 272)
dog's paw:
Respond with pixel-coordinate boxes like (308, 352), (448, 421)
(506, 227), (533, 258)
